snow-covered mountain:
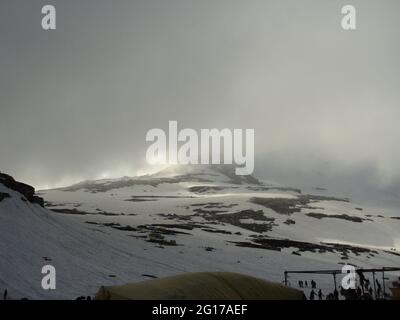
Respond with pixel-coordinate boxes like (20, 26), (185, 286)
(1, 165), (400, 299)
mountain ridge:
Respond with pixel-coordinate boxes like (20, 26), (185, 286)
(1, 168), (400, 299)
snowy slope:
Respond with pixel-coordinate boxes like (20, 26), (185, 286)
(1, 165), (400, 299)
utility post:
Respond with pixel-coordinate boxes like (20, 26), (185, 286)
(333, 273), (337, 291)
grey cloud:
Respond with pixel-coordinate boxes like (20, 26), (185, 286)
(1, 0), (400, 207)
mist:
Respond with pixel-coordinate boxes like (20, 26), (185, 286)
(1, 0), (400, 207)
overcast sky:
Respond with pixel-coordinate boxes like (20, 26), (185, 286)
(1, 0), (400, 207)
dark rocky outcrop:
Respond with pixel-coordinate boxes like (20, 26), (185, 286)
(192, 207), (276, 233)
(0, 172), (44, 207)
(230, 237), (377, 258)
(306, 212), (364, 223)
(249, 194), (349, 215)
(32, 196), (45, 207)
(0, 192), (10, 202)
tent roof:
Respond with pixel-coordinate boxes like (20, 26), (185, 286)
(95, 272), (304, 300)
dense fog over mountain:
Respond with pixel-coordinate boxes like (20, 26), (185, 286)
(1, 0), (400, 208)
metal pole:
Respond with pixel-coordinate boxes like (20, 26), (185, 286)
(333, 273), (337, 291)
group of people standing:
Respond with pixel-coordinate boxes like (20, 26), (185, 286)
(298, 273), (386, 300)
(298, 279), (326, 300)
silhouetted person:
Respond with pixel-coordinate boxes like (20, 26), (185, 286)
(356, 287), (362, 298)
(365, 278), (370, 290)
(309, 289), (315, 300)
(311, 280), (316, 289)
(318, 289), (324, 300)
(305, 281), (308, 287)
(376, 279), (382, 298)
(334, 289), (339, 300)
(357, 271), (366, 293)
(3, 289), (7, 300)
(298, 280), (303, 288)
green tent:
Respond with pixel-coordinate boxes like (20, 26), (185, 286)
(95, 272), (304, 300)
